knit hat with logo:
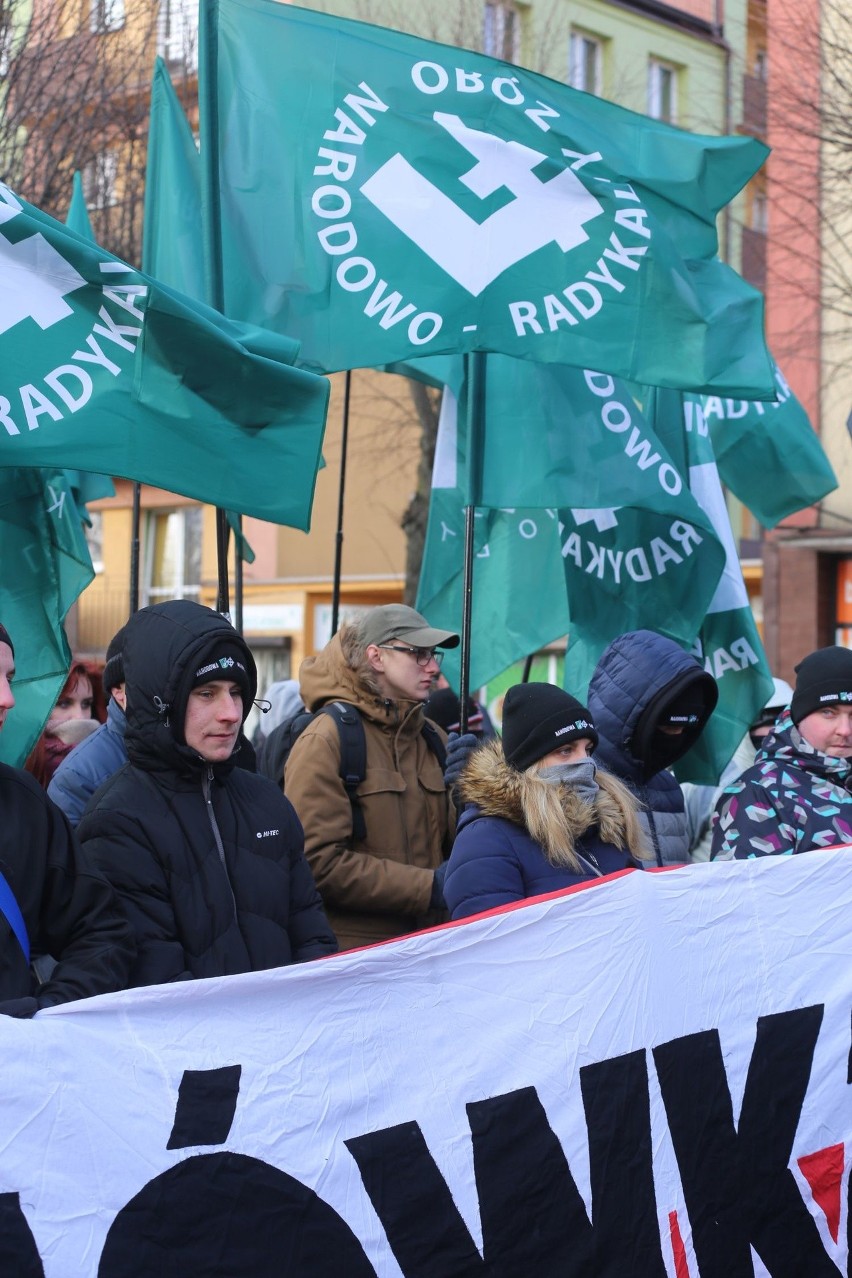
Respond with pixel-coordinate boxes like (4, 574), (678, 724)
(790, 647), (852, 724)
(502, 682), (598, 772)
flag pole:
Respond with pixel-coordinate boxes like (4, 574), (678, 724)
(234, 514), (244, 635)
(330, 369), (353, 636)
(199, 0), (231, 616)
(129, 482), (142, 613)
(458, 351), (486, 735)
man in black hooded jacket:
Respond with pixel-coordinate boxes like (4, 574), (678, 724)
(78, 600), (337, 987)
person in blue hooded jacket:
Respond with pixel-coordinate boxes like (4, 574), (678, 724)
(587, 631), (718, 866)
(443, 683), (649, 921)
(48, 623), (130, 827)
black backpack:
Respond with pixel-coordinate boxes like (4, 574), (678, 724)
(258, 701), (447, 842)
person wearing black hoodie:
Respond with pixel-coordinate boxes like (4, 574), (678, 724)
(0, 623), (133, 1016)
(587, 630), (718, 866)
(78, 600), (336, 987)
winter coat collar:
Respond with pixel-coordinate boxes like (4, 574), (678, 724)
(457, 740), (649, 864)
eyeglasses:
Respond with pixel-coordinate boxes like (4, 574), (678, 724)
(377, 644), (444, 668)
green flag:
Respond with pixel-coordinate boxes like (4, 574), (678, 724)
(549, 368), (725, 693)
(416, 381), (569, 690)
(144, 57), (254, 561)
(0, 182), (328, 528)
(202, 0), (773, 397)
(0, 468), (95, 767)
(66, 172), (95, 242)
(690, 361), (837, 526)
(645, 385), (774, 783)
(144, 56), (206, 299)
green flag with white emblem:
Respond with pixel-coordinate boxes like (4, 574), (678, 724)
(0, 182), (328, 527)
(202, 0), (773, 397)
(415, 355), (727, 691)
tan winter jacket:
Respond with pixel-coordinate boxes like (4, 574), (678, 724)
(284, 633), (454, 951)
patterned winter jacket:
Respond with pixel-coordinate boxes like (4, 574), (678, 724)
(710, 709), (852, 860)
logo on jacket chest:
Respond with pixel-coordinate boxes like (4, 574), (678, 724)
(256, 829), (280, 839)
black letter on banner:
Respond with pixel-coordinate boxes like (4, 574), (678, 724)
(0, 1192), (45, 1276)
(347, 1068), (665, 1277)
(98, 1153), (377, 1276)
(654, 1005), (835, 1277)
(166, 1065), (242, 1148)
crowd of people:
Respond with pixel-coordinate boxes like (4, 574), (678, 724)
(0, 600), (849, 1017)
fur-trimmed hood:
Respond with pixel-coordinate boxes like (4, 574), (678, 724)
(458, 740), (650, 868)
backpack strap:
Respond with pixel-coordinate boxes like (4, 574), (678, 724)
(320, 702), (368, 844)
(420, 718), (447, 770)
(0, 868), (29, 964)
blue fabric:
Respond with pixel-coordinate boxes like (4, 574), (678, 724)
(444, 805), (632, 921)
(48, 698), (128, 828)
(587, 631), (697, 866)
(0, 868), (29, 962)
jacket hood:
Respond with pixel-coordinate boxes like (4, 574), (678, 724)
(587, 630), (716, 781)
(299, 632), (426, 732)
(123, 600), (257, 778)
(457, 739), (649, 864)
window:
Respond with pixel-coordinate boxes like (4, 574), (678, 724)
(648, 59), (678, 123)
(85, 512), (104, 575)
(157, 0), (199, 72)
(569, 32), (602, 95)
(751, 189), (768, 234)
(143, 508), (203, 605)
(90, 0), (125, 34)
(484, 1), (520, 63)
(82, 150), (119, 210)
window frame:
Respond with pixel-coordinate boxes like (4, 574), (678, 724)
(648, 58), (678, 123)
(569, 30), (603, 96)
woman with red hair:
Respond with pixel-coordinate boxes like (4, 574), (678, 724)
(25, 660), (107, 789)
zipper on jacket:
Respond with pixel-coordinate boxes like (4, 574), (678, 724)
(202, 767), (239, 922)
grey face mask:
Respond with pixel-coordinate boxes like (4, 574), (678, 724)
(538, 758), (599, 800)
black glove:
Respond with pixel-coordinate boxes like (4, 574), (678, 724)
(0, 996), (39, 1019)
(430, 861), (449, 911)
(443, 731), (478, 789)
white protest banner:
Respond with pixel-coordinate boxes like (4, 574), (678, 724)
(2, 850), (852, 1275)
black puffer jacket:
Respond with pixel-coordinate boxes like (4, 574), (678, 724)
(78, 601), (336, 987)
(0, 763), (133, 1015)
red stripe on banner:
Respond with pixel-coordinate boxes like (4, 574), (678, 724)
(669, 1209), (691, 1278)
(342, 867), (645, 958)
(797, 1143), (845, 1243)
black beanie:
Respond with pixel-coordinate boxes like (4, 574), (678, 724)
(102, 623), (128, 694)
(0, 623), (12, 656)
(502, 683), (598, 772)
(191, 641), (252, 705)
(791, 647), (852, 724)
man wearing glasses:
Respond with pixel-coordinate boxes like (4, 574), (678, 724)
(284, 605), (461, 952)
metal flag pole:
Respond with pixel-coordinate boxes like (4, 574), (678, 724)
(200, 1), (231, 616)
(458, 351), (486, 736)
(331, 370), (353, 636)
(129, 482), (142, 613)
(234, 515), (244, 634)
